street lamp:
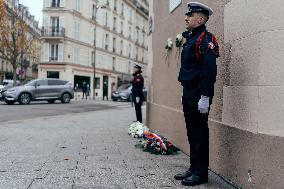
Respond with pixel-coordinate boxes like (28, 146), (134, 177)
(93, 4), (107, 100)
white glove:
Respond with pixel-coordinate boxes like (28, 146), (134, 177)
(198, 95), (210, 114)
(136, 97), (140, 103)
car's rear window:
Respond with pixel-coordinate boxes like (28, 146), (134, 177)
(48, 80), (68, 86)
(117, 84), (131, 90)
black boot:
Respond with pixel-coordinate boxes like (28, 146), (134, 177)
(181, 174), (208, 186)
(174, 170), (192, 180)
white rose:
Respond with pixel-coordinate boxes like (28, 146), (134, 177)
(176, 34), (183, 41)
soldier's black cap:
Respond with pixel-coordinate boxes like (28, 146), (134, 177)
(134, 64), (142, 69)
(186, 2), (213, 17)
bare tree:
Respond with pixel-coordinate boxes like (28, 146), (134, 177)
(0, 0), (39, 85)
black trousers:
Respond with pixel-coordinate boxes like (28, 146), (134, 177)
(182, 85), (210, 178)
(103, 94), (108, 100)
(82, 91), (87, 99)
(134, 98), (143, 123)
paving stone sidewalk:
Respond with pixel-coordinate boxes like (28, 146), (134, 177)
(0, 103), (236, 189)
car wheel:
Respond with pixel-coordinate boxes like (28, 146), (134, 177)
(19, 93), (31, 105)
(5, 100), (15, 105)
(61, 93), (71, 104)
(47, 99), (56, 103)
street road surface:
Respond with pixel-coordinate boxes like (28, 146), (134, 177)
(0, 100), (129, 123)
(0, 100), (236, 189)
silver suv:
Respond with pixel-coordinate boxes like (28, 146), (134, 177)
(2, 79), (74, 105)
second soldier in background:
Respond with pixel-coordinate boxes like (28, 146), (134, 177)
(131, 64), (144, 123)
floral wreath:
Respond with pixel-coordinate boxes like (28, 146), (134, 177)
(164, 38), (173, 65)
(175, 33), (185, 64)
(165, 38), (173, 50)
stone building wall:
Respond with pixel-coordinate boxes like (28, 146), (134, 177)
(147, 0), (284, 188)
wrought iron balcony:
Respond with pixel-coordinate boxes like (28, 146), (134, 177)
(41, 27), (65, 38)
(49, 57), (58, 61)
(50, 2), (60, 8)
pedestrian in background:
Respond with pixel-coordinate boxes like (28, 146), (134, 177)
(103, 81), (108, 101)
(174, 2), (220, 187)
(74, 83), (79, 91)
(82, 81), (88, 100)
(131, 64), (144, 123)
(74, 83), (79, 100)
(86, 83), (90, 99)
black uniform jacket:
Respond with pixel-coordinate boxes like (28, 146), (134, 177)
(131, 72), (144, 99)
(178, 24), (219, 98)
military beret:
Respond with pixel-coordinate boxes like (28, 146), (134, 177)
(186, 2), (213, 17)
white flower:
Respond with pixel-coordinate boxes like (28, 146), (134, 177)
(176, 34), (183, 41)
(175, 33), (185, 48)
(128, 122), (149, 138)
(165, 38), (173, 50)
(167, 38), (173, 44)
(136, 130), (144, 137)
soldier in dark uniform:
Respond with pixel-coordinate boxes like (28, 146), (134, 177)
(82, 81), (88, 100)
(174, 2), (220, 186)
(103, 81), (108, 101)
(131, 64), (144, 123)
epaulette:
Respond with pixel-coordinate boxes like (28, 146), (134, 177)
(196, 31), (220, 61)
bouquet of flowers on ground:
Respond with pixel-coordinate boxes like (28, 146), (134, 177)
(135, 131), (179, 155)
(128, 121), (149, 138)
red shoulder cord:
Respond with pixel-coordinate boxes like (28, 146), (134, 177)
(196, 32), (220, 61)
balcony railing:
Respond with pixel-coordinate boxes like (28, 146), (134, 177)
(41, 27), (65, 38)
(49, 57), (58, 61)
(51, 3), (60, 8)
(126, 0), (149, 16)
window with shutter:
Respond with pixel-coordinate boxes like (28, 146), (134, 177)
(74, 0), (80, 11)
(58, 44), (63, 62)
(169, 0), (181, 13)
(74, 21), (80, 40)
(60, 0), (65, 7)
(59, 17), (64, 32)
(43, 43), (49, 62)
(50, 44), (59, 61)
(45, 0), (50, 8)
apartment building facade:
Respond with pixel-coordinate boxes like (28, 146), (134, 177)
(40, 0), (148, 98)
(0, 0), (41, 83)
